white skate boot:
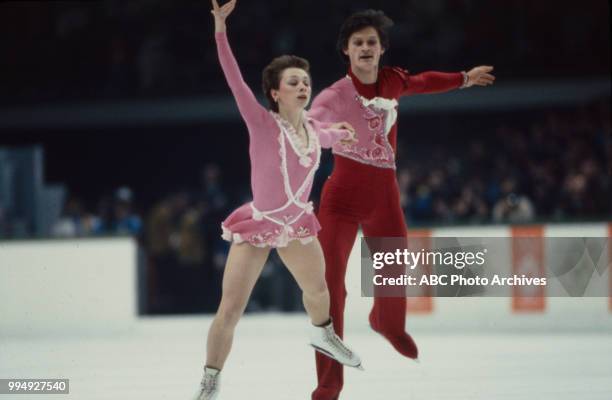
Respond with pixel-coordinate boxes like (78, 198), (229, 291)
(193, 367), (220, 400)
(309, 320), (363, 369)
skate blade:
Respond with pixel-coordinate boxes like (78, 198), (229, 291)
(309, 344), (364, 371)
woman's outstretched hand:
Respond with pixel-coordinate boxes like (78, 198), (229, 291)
(211, 0), (237, 33)
(331, 122), (358, 146)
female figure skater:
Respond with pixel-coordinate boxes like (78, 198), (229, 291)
(194, 1), (362, 399)
(308, 10), (495, 400)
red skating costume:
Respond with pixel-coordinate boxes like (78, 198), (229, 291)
(309, 67), (464, 399)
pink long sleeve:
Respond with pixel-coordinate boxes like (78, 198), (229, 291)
(309, 94), (349, 148)
(309, 88), (343, 124)
(215, 32), (267, 128)
(316, 126), (348, 149)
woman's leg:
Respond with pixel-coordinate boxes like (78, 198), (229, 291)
(205, 242), (270, 369)
(276, 238), (329, 325)
(277, 237), (361, 371)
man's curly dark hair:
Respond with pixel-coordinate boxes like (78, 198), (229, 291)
(336, 10), (394, 64)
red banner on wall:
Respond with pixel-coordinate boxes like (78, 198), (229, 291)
(511, 226), (546, 312)
(406, 229), (433, 314)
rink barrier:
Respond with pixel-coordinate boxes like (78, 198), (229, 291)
(0, 224), (609, 335)
(0, 237), (137, 335)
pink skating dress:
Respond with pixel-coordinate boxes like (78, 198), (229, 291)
(215, 32), (348, 248)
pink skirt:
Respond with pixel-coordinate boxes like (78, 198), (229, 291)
(221, 202), (321, 248)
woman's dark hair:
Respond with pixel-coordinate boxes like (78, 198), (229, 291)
(262, 55), (310, 112)
(336, 9), (394, 63)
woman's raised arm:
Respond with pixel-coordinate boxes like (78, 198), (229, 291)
(212, 0), (266, 126)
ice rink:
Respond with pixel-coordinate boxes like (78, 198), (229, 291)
(2, 231), (611, 399)
(2, 314), (612, 400)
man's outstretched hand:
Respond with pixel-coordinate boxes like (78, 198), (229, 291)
(465, 66), (495, 87)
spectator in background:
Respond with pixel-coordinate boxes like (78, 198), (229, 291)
(145, 192), (190, 312)
(176, 200), (212, 312)
(397, 168), (411, 212)
(111, 186), (142, 235)
(147, 196), (176, 258)
(146, 195), (177, 312)
(51, 197), (100, 237)
(493, 193), (535, 224)
(88, 188), (142, 236)
(178, 202), (206, 267)
(196, 165), (229, 312)
(198, 163), (228, 217)
(452, 186), (489, 223)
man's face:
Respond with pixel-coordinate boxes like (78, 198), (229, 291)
(343, 26), (385, 73)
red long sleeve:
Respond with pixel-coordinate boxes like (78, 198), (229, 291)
(346, 67), (463, 99)
(403, 71), (463, 95)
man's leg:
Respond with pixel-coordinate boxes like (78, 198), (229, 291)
(362, 182), (418, 360)
(312, 193), (359, 400)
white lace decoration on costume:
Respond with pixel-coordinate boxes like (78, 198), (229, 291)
(270, 111), (315, 167)
(227, 111), (321, 247)
(346, 74), (398, 136)
(357, 96), (398, 136)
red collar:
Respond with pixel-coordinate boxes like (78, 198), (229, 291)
(347, 68), (379, 98)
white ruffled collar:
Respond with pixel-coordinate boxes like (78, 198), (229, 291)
(270, 110), (316, 167)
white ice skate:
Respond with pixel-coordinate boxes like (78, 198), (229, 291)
(193, 367), (220, 400)
(309, 320), (363, 370)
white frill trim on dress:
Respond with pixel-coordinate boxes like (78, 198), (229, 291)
(221, 224), (315, 248)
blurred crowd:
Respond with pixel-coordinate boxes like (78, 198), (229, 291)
(1, 0), (608, 105)
(51, 186), (142, 237)
(398, 100), (611, 225)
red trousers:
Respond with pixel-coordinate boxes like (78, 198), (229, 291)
(312, 157), (414, 400)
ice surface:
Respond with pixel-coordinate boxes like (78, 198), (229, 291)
(2, 315), (611, 400)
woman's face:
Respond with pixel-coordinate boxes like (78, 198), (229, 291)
(271, 67), (311, 112)
(344, 26), (385, 73)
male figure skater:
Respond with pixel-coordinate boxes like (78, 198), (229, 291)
(309, 10), (495, 400)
